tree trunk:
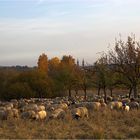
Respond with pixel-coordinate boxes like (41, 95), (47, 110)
(68, 89), (71, 97)
(39, 91), (42, 98)
(133, 85), (138, 98)
(84, 88), (87, 100)
(103, 87), (107, 103)
(98, 87), (101, 96)
(129, 87), (132, 98)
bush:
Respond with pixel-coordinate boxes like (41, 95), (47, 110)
(3, 82), (35, 100)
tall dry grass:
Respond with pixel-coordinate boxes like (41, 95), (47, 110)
(0, 109), (139, 139)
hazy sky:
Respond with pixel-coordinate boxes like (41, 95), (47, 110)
(0, 0), (140, 66)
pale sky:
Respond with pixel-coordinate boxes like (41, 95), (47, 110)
(0, 0), (140, 66)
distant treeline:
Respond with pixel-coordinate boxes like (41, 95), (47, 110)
(0, 66), (35, 71)
(0, 36), (140, 101)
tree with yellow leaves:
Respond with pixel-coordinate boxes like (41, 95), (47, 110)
(48, 57), (60, 73)
(37, 53), (48, 74)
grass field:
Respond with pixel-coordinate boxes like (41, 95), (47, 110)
(0, 109), (139, 139)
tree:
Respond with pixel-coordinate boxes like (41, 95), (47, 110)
(76, 66), (91, 100)
(5, 82), (34, 100)
(37, 53), (48, 74)
(58, 55), (76, 97)
(93, 57), (108, 103)
(15, 70), (52, 98)
(48, 57), (60, 76)
(107, 36), (140, 98)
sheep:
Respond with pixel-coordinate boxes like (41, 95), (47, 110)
(10, 99), (18, 108)
(49, 108), (65, 119)
(21, 110), (37, 120)
(108, 101), (122, 110)
(74, 102), (101, 111)
(36, 110), (47, 120)
(0, 110), (8, 120)
(92, 102), (101, 110)
(71, 107), (89, 119)
(22, 104), (38, 112)
(128, 101), (139, 110)
(0, 106), (6, 111)
(46, 103), (68, 112)
(5, 103), (14, 110)
(58, 103), (68, 110)
(6, 108), (19, 119)
(107, 96), (113, 102)
(37, 105), (45, 111)
(122, 104), (130, 112)
(122, 98), (130, 104)
(100, 102), (107, 108)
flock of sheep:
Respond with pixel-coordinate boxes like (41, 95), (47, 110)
(0, 94), (139, 121)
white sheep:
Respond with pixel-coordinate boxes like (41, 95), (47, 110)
(37, 105), (45, 111)
(21, 110), (37, 120)
(49, 108), (65, 119)
(0, 110), (8, 120)
(128, 101), (139, 110)
(7, 108), (19, 118)
(57, 103), (68, 110)
(36, 110), (47, 120)
(122, 104), (130, 112)
(23, 104), (38, 112)
(108, 101), (122, 110)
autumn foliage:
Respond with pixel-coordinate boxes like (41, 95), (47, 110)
(0, 36), (140, 100)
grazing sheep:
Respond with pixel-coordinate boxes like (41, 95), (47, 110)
(37, 105), (45, 111)
(23, 104), (38, 112)
(100, 102), (107, 108)
(71, 107), (89, 119)
(36, 110), (47, 120)
(92, 102), (101, 110)
(99, 98), (105, 103)
(21, 110), (37, 120)
(74, 102), (101, 111)
(128, 102), (139, 110)
(57, 103), (68, 110)
(107, 96), (113, 102)
(45, 104), (55, 111)
(18, 101), (28, 109)
(10, 99), (18, 108)
(122, 104), (130, 112)
(50, 108), (65, 119)
(108, 101), (122, 110)
(0, 107), (6, 111)
(122, 98), (130, 104)
(7, 108), (19, 118)
(5, 103), (14, 110)
(47, 103), (68, 112)
(0, 110), (7, 120)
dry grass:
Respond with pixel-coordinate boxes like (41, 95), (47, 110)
(0, 109), (139, 139)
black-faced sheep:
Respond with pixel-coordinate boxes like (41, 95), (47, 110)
(71, 107), (89, 119)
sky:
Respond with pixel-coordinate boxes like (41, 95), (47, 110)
(0, 0), (140, 66)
